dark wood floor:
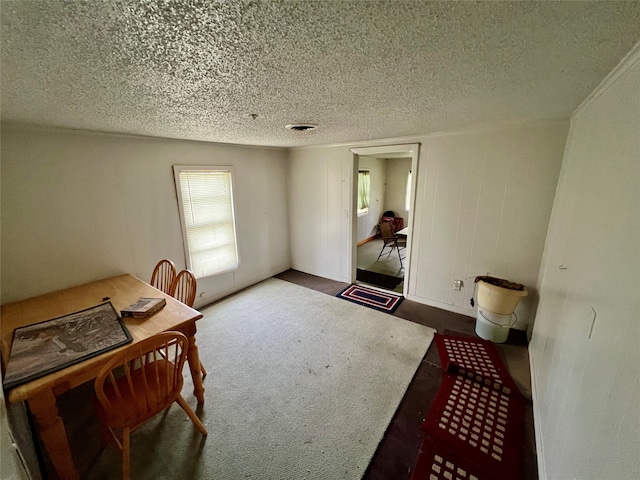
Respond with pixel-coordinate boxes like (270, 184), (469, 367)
(274, 269), (537, 480)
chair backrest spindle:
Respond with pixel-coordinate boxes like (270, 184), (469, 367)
(150, 259), (177, 295)
(170, 269), (197, 307)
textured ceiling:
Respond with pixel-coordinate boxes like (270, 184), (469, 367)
(2, 1), (639, 147)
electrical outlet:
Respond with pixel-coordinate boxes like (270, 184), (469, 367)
(452, 279), (463, 291)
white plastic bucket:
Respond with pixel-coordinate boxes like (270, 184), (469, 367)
(475, 309), (514, 343)
(476, 280), (527, 315)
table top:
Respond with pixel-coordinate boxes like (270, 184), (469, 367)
(396, 227), (409, 236)
(1, 274), (202, 403)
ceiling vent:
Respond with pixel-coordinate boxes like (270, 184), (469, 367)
(286, 123), (318, 132)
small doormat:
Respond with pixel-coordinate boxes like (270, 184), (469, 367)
(356, 268), (403, 290)
(337, 284), (404, 313)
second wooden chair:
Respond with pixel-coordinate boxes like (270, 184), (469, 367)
(170, 268), (197, 307)
(170, 269), (207, 378)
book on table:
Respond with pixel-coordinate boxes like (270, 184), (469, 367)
(120, 297), (166, 318)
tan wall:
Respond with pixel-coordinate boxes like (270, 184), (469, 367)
(1, 125), (291, 306)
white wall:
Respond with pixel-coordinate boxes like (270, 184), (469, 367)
(288, 145), (352, 281)
(411, 124), (568, 328)
(288, 122), (568, 328)
(383, 157), (412, 221)
(0, 125), (290, 306)
(356, 156), (386, 242)
(529, 49), (639, 479)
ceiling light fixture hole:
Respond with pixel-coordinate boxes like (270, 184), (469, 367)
(286, 123), (318, 132)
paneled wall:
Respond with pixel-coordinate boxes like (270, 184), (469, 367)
(384, 157), (412, 220)
(411, 125), (568, 327)
(530, 50), (639, 479)
(288, 145), (352, 281)
(356, 156), (386, 242)
(288, 122), (568, 329)
(1, 125), (290, 306)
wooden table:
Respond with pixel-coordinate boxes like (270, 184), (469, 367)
(0, 274), (205, 480)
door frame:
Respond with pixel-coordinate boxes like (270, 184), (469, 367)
(350, 143), (420, 296)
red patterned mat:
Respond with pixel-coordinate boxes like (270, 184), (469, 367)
(422, 367), (525, 480)
(411, 437), (491, 480)
(434, 333), (521, 394)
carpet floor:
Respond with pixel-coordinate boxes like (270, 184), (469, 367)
(38, 271), (535, 480)
(274, 269), (537, 480)
(83, 278), (436, 479)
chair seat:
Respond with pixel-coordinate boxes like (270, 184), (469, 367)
(94, 359), (182, 429)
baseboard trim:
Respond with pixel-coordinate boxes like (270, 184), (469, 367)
(193, 265), (291, 310)
(405, 293), (476, 318)
(357, 235), (377, 246)
(290, 263), (349, 284)
(528, 343), (546, 480)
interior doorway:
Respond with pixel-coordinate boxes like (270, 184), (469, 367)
(350, 144), (419, 296)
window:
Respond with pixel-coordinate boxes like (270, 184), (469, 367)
(357, 170), (370, 216)
(405, 169), (412, 211)
(173, 166), (239, 279)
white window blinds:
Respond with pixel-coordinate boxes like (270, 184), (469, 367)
(174, 167), (239, 279)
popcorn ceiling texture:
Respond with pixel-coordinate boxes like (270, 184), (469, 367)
(1, 1), (639, 147)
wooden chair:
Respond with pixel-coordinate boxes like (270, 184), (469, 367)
(150, 259), (177, 295)
(170, 269), (207, 378)
(376, 220), (406, 268)
(93, 331), (207, 480)
(170, 269), (197, 308)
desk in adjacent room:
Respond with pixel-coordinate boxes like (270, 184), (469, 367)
(0, 274), (205, 480)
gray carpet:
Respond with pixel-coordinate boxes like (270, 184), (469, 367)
(87, 278), (436, 479)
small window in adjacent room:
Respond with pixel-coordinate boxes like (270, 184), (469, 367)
(173, 166), (239, 279)
(357, 170), (370, 216)
(405, 169), (412, 211)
